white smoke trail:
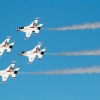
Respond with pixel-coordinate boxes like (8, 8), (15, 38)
(44, 22), (100, 30)
(45, 49), (100, 56)
(19, 66), (100, 75)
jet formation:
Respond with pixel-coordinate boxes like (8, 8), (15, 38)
(0, 17), (46, 83)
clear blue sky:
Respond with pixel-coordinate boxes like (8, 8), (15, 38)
(0, 0), (100, 100)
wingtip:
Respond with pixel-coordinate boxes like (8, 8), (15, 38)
(35, 17), (40, 20)
(24, 37), (29, 40)
(27, 62), (32, 64)
(35, 33), (38, 36)
(7, 36), (12, 39)
(38, 58), (42, 60)
(18, 66), (21, 68)
(1, 81), (5, 84)
(38, 42), (43, 45)
(12, 77), (15, 80)
(12, 41), (16, 43)
(7, 52), (10, 54)
(12, 61), (16, 64)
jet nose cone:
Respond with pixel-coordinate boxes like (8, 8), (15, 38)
(16, 28), (19, 31)
(18, 53), (21, 55)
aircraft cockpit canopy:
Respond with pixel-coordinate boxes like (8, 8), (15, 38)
(19, 27), (24, 29)
(21, 51), (26, 54)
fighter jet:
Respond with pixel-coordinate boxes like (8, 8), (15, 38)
(16, 17), (44, 39)
(0, 36), (15, 56)
(0, 61), (20, 83)
(18, 42), (46, 64)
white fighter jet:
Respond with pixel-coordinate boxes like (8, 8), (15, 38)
(18, 42), (46, 64)
(0, 36), (15, 56)
(0, 61), (20, 83)
(16, 17), (44, 39)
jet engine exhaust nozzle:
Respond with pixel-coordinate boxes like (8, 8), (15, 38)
(14, 71), (18, 74)
(41, 52), (44, 55)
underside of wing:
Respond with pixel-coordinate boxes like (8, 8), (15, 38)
(28, 55), (36, 64)
(25, 31), (32, 39)
(0, 48), (4, 56)
(2, 74), (9, 83)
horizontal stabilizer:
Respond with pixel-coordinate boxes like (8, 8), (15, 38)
(11, 74), (16, 80)
(37, 23), (44, 27)
(41, 47), (47, 52)
(14, 66), (20, 71)
(35, 30), (39, 34)
(9, 41), (15, 46)
(38, 55), (42, 59)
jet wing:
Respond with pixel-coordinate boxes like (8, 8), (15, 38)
(5, 61), (16, 71)
(2, 74), (9, 83)
(25, 31), (32, 39)
(29, 17), (39, 27)
(0, 48), (4, 56)
(28, 55), (36, 64)
(32, 42), (42, 51)
(1, 36), (11, 46)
